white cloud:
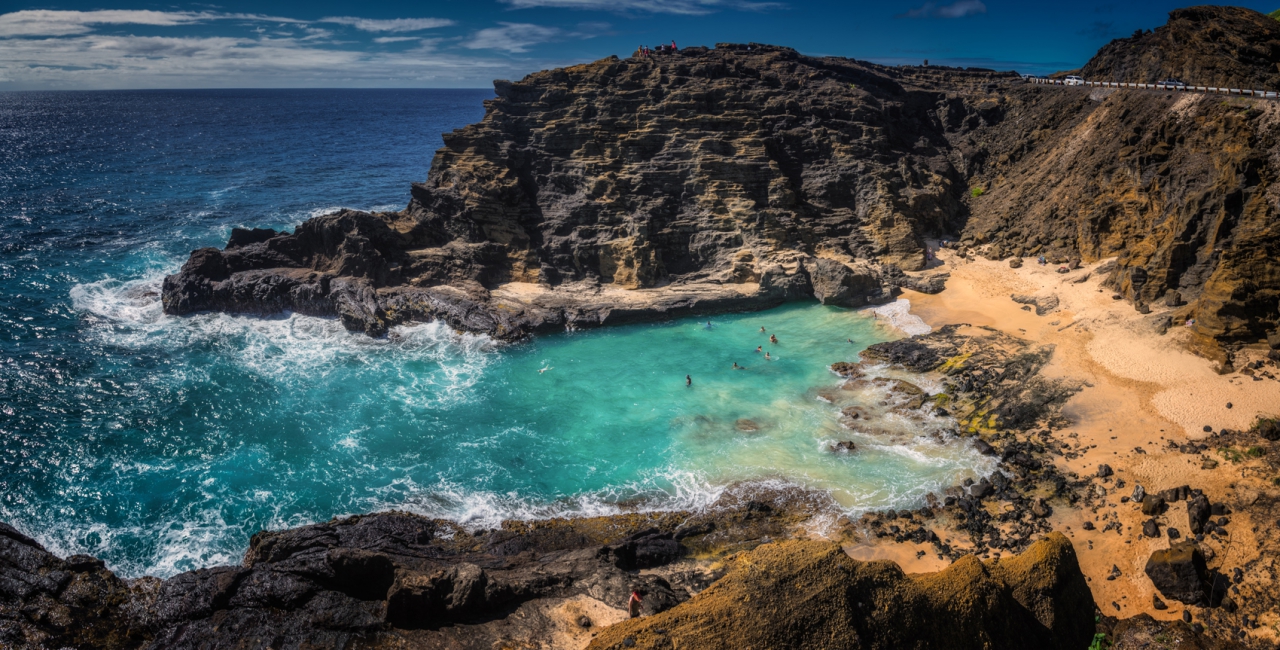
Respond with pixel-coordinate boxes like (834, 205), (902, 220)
(0, 32), (564, 89)
(462, 22), (607, 53)
(319, 17), (454, 32)
(463, 23), (563, 53)
(373, 36), (420, 43)
(896, 1), (987, 19)
(499, 0), (778, 15)
(0, 9), (302, 38)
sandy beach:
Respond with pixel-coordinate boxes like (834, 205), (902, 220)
(891, 247), (1280, 632)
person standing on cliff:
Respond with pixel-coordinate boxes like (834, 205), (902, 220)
(671, 40), (677, 51)
(628, 591), (643, 618)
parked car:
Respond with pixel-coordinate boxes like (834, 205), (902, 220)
(1064, 75), (1085, 86)
(1156, 78), (1187, 87)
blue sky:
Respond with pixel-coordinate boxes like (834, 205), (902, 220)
(1, 1), (1276, 90)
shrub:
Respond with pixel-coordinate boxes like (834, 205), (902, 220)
(970, 186), (985, 198)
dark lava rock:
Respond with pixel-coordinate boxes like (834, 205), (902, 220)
(1145, 541), (1210, 606)
(1152, 594), (1167, 610)
(1096, 464), (1114, 478)
(1187, 495), (1211, 535)
(1142, 519), (1160, 538)
(1167, 527), (1181, 540)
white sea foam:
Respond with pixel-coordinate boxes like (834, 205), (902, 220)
(864, 298), (931, 337)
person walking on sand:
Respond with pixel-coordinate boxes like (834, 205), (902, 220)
(628, 591), (643, 618)
(686, 374), (692, 386)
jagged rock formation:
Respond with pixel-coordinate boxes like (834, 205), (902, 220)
(956, 8), (1280, 358)
(1, 497), (1101, 650)
(1081, 6), (1280, 90)
(164, 19), (1280, 354)
(586, 533), (1094, 650)
(163, 44), (997, 339)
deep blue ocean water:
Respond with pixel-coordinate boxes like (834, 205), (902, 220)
(0, 89), (992, 578)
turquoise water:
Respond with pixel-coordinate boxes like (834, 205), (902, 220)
(2, 90), (993, 579)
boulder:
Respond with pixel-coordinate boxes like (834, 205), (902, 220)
(1144, 541), (1210, 606)
(1142, 519), (1160, 538)
(826, 440), (858, 454)
(1140, 495), (1166, 516)
(808, 258), (890, 309)
(1096, 464), (1113, 478)
(1009, 258), (1023, 269)
(1186, 494), (1211, 535)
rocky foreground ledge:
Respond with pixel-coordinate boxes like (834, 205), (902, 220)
(1, 504), (1098, 650)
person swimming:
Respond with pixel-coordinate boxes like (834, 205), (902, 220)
(704, 320), (713, 329)
(769, 334), (778, 344)
(686, 374), (692, 386)
(755, 346), (762, 353)
(765, 352), (771, 360)
(759, 326), (766, 333)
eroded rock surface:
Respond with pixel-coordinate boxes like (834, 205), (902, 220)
(586, 533), (1095, 650)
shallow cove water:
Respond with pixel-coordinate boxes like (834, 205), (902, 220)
(1, 89), (993, 579)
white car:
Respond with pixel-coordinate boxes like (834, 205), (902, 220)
(1064, 75), (1085, 86)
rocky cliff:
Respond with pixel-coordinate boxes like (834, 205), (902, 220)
(163, 11), (1280, 356)
(0, 510), (1097, 650)
(1080, 6), (1280, 90)
(162, 44), (1001, 339)
(958, 7), (1280, 359)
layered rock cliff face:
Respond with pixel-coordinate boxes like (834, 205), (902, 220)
(957, 8), (1280, 357)
(163, 11), (1280, 354)
(1080, 6), (1280, 90)
(163, 44), (998, 339)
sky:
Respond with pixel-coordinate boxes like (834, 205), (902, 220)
(1, 1), (1277, 90)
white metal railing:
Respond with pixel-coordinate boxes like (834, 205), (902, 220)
(1024, 76), (1279, 99)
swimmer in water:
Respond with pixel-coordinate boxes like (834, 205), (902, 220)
(769, 334), (778, 344)
(755, 346), (762, 353)
(733, 362), (741, 369)
(705, 320), (713, 329)
(538, 365), (553, 374)
(686, 374), (692, 386)
(847, 338), (853, 344)
(759, 326), (766, 333)
(765, 352), (771, 360)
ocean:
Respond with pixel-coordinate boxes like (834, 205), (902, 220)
(0, 89), (993, 579)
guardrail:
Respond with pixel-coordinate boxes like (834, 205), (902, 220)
(1025, 76), (1280, 99)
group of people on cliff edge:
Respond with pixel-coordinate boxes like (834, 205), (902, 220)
(638, 41), (677, 57)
